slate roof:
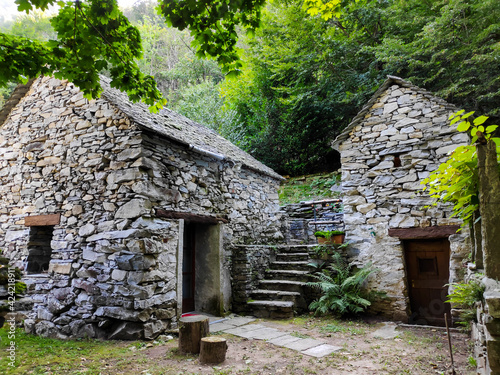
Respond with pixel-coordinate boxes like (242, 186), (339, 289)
(330, 75), (456, 151)
(100, 78), (283, 180)
(0, 76), (283, 180)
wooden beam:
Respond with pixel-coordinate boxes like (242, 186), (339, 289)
(155, 209), (228, 224)
(24, 213), (61, 227)
(388, 225), (460, 239)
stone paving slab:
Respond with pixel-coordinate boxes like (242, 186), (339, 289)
(225, 317), (256, 326)
(267, 334), (302, 347)
(283, 338), (325, 351)
(210, 322), (237, 332)
(301, 344), (343, 357)
(223, 324), (267, 336)
(247, 328), (288, 341)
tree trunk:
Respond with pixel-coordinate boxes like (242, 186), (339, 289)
(178, 315), (209, 354)
(199, 336), (228, 364)
(477, 140), (500, 278)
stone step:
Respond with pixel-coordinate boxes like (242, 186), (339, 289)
(270, 261), (312, 271)
(276, 253), (310, 262)
(250, 289), (301, 302)
(264, 269), (311, 282)
(247, 300), (294, 319)
(259, 280), (306, 293)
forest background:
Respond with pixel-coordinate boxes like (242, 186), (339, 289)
(1, 0), (499, 177)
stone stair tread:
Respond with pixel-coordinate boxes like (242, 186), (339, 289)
(251, 289), (301, 296)
(266, 270), (310, 275)
(260, 280), (306, 286)
(247, 300), (294, 308)
(272, 261), (310, 265)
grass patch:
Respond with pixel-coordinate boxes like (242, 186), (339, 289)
(278, 172), (340, 205)
(0, 326), (136, 374)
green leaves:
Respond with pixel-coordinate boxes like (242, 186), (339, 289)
(4, 0), (165, 111)
(422, 110), (500, 227)
(158, 0), (266, 75)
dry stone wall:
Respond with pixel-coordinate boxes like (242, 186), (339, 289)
(336, 80), (469, 320)
(0, 77), (283, 339)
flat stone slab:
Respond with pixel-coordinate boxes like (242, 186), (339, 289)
(371, 322), (399, 339)
(248, 328), (288, 341)
(283, 338), (325, 351)
(224, 317), (256, 326)
(223, 324), (267, 337)
(267, 334), (302, 347)
(301, 344), (343, 358)
(210, 322), (237, 332)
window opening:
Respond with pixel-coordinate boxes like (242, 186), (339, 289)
(26, 226), (54, 274)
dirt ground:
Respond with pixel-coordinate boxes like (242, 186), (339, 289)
(107, 316), (475, 375)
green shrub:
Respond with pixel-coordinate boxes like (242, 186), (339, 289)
(314, 230), (345, 239)
(307, 252), (380, 317)
(446, 279), (485, 327)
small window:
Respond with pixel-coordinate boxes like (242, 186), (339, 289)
(26, 226), (54, 274)
(393, 154), (402, 167)
(418, 257), (438, 275)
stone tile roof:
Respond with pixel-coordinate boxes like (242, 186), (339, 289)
(0, 76), (283, 180)
(330, 75), (455, 150)
(100, 78), (283, 180)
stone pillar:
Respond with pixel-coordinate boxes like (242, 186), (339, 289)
(477, 140), (500, 279)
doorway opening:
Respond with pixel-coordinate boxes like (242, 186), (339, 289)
(404, 238), (451, 326)
(180, 221), (222, 316)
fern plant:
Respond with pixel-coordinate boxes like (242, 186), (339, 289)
(307, 252), (379, 317)
(446, 279), (485, 328)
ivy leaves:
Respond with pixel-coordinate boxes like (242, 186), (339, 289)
(4, 0), (166, 112)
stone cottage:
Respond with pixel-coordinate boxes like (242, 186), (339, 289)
(0, 76), (283, 339)
(331, 76), (469, 325)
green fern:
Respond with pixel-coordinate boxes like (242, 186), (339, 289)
(307, 252), (379, 317)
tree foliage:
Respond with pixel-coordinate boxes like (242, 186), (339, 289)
(2, 0), (165, 111)
(422, 111), (500, 227)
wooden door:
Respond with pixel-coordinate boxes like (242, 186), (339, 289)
(404, 238), (451, 326)
(182, 223), (196, 313)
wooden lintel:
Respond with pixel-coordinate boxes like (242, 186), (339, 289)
(388, 225), (460, 239)
(155, 209), (228, 224)
(24, 213), (61, 227)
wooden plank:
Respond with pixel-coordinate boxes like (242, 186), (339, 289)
(24, 213), (61, 227)
(389, 225), (460, 239)
(155, 209), (228, 224)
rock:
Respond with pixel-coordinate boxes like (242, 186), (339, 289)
(115, 199), (152, 219)
(108, 322), (144, 340)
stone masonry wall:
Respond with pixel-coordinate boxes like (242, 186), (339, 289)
(0, 77), (283, 339)
(338, 81), (469, 320)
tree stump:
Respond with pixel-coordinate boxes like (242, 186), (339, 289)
(199, 336), (228, 364)
(178, 315), (209, 354)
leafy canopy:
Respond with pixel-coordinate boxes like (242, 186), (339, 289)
(3, 0), (168, 111)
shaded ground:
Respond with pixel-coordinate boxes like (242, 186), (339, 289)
(1, 315), (475, 374)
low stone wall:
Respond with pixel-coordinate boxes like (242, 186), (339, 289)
(231, 245), (275, 315)
(281, 200), (343, 244)
(471, 276), (500, 374)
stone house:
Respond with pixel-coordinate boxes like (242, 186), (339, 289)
(331, 76), (469, 325)
(0, 76), (283, 339)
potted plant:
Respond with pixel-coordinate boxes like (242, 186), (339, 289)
(314, 230), (345, 244)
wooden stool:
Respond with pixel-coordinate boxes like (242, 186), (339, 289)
(178, 315), (209, 354)
(199, 336), (228, 364)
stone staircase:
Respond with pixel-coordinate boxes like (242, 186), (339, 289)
(247, 245), (316, 319)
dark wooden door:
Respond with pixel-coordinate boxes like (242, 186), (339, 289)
(182, 223), (196, 313)
(404, 238), (451, 326)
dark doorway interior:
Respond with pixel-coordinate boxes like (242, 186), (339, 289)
(404, 238), (451, 326)
(26, 226), (54, 274)
(182, 222), (196, 313)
